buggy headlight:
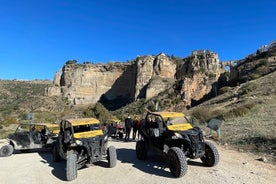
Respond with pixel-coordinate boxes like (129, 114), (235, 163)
(173, 132), (183, 139)
(104, 135), (108, 141)
(75, 140), (83, 145)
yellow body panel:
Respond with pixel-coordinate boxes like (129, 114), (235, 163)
(74, 130), (103, 139)
(67, 118), (100, 126)
(151, 112), (185, 118)
(43, 123), (60, 133)
(167, 123), (193, 131)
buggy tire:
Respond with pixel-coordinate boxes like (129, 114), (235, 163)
(66, 150), (77, 181)
(200, 141), (219, 167)
(107, 146), (117, 168)
(167, 147), (188, 178)
(0, 144), (14, 157)
(52, 144), (61, 162)
(136, 140), (147, 160)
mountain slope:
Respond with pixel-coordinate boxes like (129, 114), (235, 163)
(189, 71), (276, 163)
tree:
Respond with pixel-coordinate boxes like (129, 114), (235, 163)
(65, 60), (78, 65)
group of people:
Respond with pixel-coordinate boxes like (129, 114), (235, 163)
(124, 114), (141, 141)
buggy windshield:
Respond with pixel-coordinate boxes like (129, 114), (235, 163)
(73, 124), (100, 133)
(165, 116), (193, 131)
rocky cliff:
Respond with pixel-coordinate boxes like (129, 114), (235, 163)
(46, 51), (224, 109)
(175, 50), (222, 107)
(135, 53), (176, 100)
(46, 63), (135, 106)
(229, 40), (276, 85)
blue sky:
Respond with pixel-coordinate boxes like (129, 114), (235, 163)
(1, 0), (275, 80)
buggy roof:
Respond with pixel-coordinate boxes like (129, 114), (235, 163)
(106, 118), (120, 122)
(19, 122), (59, 127)
(41, 123), (59, 128)
(150, 112), (185, 118)
(66, 118), (100, 126)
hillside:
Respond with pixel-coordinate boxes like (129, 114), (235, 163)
(189, 71), (276, 164)
(0, 80), (70, 127)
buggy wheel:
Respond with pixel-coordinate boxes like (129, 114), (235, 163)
(200, 141), (219, 167)
(52, 145), (61, 162)
(0, 144), (14, 157)
(167, 147), (188, 178)
(107, 146), (117, 168)
(66, 150), (77, 181)
(136, 140), (147, 160)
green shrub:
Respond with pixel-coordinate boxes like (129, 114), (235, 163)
(230, 106), (250, 117)
(83, 102), (113, 120)
(0, 116), (17, 126)
(219, 86), (232, 94)
(65, 60), (77, 65)
(240, 82), (258, 95)
(251, 73), (261, 80)
(223, 102), (256, 119)
(190, 107), (212, 124)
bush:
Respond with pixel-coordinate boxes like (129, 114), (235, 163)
(219, 86), (232, 94)
(251, 73), (261, 80)
(223, 102), (256, 119)
(190, 106), (212, 124)
(65, 60), (77, 65)
(229, 106), (250, 117)
(0, 116), (17, 126)
(240, 82), (258, 95)
(83, 103), (113, 120)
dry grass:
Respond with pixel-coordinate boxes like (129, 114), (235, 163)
(190, 72), (276, 164)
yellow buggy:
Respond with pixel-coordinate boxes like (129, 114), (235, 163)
(136, 111), (219, 178)
(52, 118), (117, 181)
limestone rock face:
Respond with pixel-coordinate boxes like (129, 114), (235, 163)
(47, 63), (134, 105)
(45, 86), (61, 97)
(176, 50), (220, 78)
(180, 73), (217, 107)
(53, 70), (61, 86)
(146, 77), (174, 100)
(46, 50), (223, 108)
(176, 50), (221, 107)
(135, 53), (176, 99)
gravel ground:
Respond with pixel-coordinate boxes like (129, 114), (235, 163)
(0, 137), (275, 184)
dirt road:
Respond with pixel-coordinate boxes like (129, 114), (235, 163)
(0, 138), (275, 184)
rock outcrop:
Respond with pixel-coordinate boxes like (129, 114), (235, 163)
(135, 53), (176, 100)
(47, 63), (135, 105)
(176, 50), (221, 107)
(229, 40), (276, 85)
(46, 51), (224, 109)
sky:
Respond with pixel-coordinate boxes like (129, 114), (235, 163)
(0, 0), (275, 80)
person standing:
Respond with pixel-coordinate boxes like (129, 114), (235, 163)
(137, 117), (141, 140)
(132, 116), (139, 140)
(124, 114), (132, 141)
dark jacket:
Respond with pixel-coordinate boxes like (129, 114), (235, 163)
(132, 119), (138, 130)
(125, 117), (133, 129)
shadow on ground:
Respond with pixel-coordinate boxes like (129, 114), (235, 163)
(37, 145), (207, 180)
(38, 150), (112, 181)
(38, 151), (67, 181)
(116, 147), (206, 177)
(116, 148), (173, 178)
